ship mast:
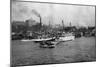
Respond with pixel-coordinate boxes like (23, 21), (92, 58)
(39, 16), (42, 27)
(70, 21), (72, 27)
(62, 20), (64, 30)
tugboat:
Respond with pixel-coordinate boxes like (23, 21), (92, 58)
(40, 41), (55, 48)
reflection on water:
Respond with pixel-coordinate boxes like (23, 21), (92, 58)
(11, 37), (96, 66)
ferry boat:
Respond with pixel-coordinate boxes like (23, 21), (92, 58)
(57, 32), (75, 42)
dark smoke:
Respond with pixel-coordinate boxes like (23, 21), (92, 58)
(31, 9), (41, 17)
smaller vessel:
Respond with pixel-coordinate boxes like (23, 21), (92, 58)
(40, 41), (56, 48)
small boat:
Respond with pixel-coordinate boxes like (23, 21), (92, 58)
(40, 41), (55, 48)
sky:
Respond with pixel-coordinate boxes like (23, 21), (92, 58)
(11, 1), (95, 27)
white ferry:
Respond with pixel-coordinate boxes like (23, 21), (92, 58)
(57, 32), (75, 42)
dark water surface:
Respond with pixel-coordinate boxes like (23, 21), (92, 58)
(11, 37), (96, 66)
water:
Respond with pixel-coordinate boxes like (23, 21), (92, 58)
(11, 37), (96, 66)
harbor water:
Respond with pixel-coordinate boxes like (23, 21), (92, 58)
(11, 37), (96, 66)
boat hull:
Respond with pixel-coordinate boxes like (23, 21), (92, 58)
(21, 37), (55, 42)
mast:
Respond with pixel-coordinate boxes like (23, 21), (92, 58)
(40, 16), (42, 27)
(70, 22), (72, 27)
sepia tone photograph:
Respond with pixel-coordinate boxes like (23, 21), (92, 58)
(11, 0), (96, 67)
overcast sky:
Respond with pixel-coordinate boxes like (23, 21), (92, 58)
(11, 1), (95, 27)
